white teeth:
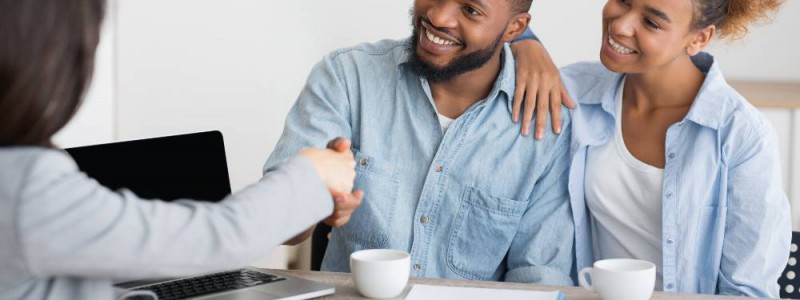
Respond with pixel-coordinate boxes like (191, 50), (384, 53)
(608, 36), (636, 55)
(425, 29), (455, 46)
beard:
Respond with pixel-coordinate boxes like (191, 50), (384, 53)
(406, 16), (505, 83)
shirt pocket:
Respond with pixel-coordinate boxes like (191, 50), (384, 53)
(447, 186), (528, 281)
(333, 149), (400, 249)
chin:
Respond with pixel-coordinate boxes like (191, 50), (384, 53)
(599, 53), (620, 73)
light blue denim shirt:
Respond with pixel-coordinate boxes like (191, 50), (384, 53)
(560, 56), (791, 297)
(264, 39), (574, 285)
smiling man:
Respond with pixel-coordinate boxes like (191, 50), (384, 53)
(264, 0), (574, 284)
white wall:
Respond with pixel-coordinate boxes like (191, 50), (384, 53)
(109, 0), (800, 267)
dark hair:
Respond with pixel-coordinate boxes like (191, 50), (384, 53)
(510, 0), (533, 13)
(0, 0), (106, 147)
(692, 0), (784, 39)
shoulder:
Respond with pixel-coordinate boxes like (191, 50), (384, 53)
(306, 39), (407, 86)
(717, 86), (776, 146)
(559, 61), (620, 105)
(0, 147), (79, 196)
(0, 147), (77, 179)
(323, 39), (408, 69)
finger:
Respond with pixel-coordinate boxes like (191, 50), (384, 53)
(550, 89), (562, 135)
(521, 82), (539, 137)
(534, 88), (549, 140)
(562, 88), (576, 109)
(334, 138), (351, 153)
(332, 216), (351, 228)
(352, 190), (364, 204)
(336, 198), (361, 211)
(512, 80), (526, 124)
(326, 137), (344, 149)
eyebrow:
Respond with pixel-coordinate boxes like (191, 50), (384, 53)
(645, 5), (672, 23)
(466, 0), (489, 10)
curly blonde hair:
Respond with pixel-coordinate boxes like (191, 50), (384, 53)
(692, 0), (785, 40)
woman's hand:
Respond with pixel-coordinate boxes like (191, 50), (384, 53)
(510, 39), (575, 140)
(299, 138), (356, 194)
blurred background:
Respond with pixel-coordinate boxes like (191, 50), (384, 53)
(55, 0), (800, 269)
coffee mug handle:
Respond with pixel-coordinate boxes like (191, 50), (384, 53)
(578, 267), (594, 292)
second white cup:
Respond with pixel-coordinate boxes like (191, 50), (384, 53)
(579, 258), (656, 300)
(350, 249), (410, 299)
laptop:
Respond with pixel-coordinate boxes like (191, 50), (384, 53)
(65, 131), (335, 300)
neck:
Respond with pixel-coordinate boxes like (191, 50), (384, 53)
(625, 54), (706, 111)
(429, 49), (503, 118)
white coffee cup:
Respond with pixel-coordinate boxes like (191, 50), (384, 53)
(350, 249), (410, 298)
(579, 258), (656, 300)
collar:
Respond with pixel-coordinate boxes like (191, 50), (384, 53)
(682, 52), (730, 130)
(589, 52), (730, 131)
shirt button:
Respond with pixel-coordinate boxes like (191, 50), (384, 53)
(413, 263), (421, 270)
(666, 238), (674, 244)
(666, 192), (673, 198)
(435, 165), (443, 173)
(359, 157), (368, 166)
(668, 153), (676, 159)
(666, 283), (674, 290)
(420, 215), (430, 224)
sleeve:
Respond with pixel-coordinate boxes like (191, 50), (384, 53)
(263, 54), (353, 174)
(717, 123), (792, 298)
(15, 151), (332, 280)
(511, 27), (540, 43)
(504, 113), (575, 286)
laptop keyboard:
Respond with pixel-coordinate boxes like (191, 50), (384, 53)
(131, 269), (286, 300)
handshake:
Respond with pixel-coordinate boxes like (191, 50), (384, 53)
(299, 137), (363, 228)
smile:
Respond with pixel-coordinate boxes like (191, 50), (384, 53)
(608, 36), (638, 55)
(420, 21), (460, 46)
(425, 28), (456, 45)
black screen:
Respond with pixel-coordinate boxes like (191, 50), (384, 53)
(65, 131), (232, 202)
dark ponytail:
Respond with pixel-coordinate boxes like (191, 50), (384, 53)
(0, 0), (106, 147)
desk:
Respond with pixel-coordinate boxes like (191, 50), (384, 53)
(262, 269), (761, 300)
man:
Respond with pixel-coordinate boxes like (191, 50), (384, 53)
(265, 0), (573, 285)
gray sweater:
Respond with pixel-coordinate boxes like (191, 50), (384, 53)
(0, 147), (331, 300)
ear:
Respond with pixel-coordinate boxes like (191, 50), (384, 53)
(686, 25), (715, 56)
(503, 12), (531, 42)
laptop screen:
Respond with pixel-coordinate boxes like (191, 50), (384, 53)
(64, 131), (232, 202)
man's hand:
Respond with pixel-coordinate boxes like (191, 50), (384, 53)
(324, 190), (364, 227)
(510, 39), (575, 140)
(323, 137), (364, 228)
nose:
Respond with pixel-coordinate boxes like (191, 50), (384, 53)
(609, 12), (635, 37)
(426, 2), (458, 29)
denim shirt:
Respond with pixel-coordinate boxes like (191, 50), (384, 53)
(264, 39), (574, 285)
(560, 56), (791, 297)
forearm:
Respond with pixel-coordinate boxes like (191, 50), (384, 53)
(18, 154), (332, 279)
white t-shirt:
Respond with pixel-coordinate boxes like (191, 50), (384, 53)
(584, 78), (665, 290)
(437, 113), (455, 133)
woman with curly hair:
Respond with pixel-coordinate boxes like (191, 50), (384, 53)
(511, 0), (790, 297)
(558, 0), (791, 297)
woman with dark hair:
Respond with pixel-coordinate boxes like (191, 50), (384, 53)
(0, 1), (360, 299)
(513, 0), (790, 297)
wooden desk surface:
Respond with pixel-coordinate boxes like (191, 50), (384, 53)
(729, 81), (800, 109)
(263, 269), (761, 300)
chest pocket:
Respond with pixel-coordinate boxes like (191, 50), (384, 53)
(447, 186), (528, 280)
(333, 149), (399, 250)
